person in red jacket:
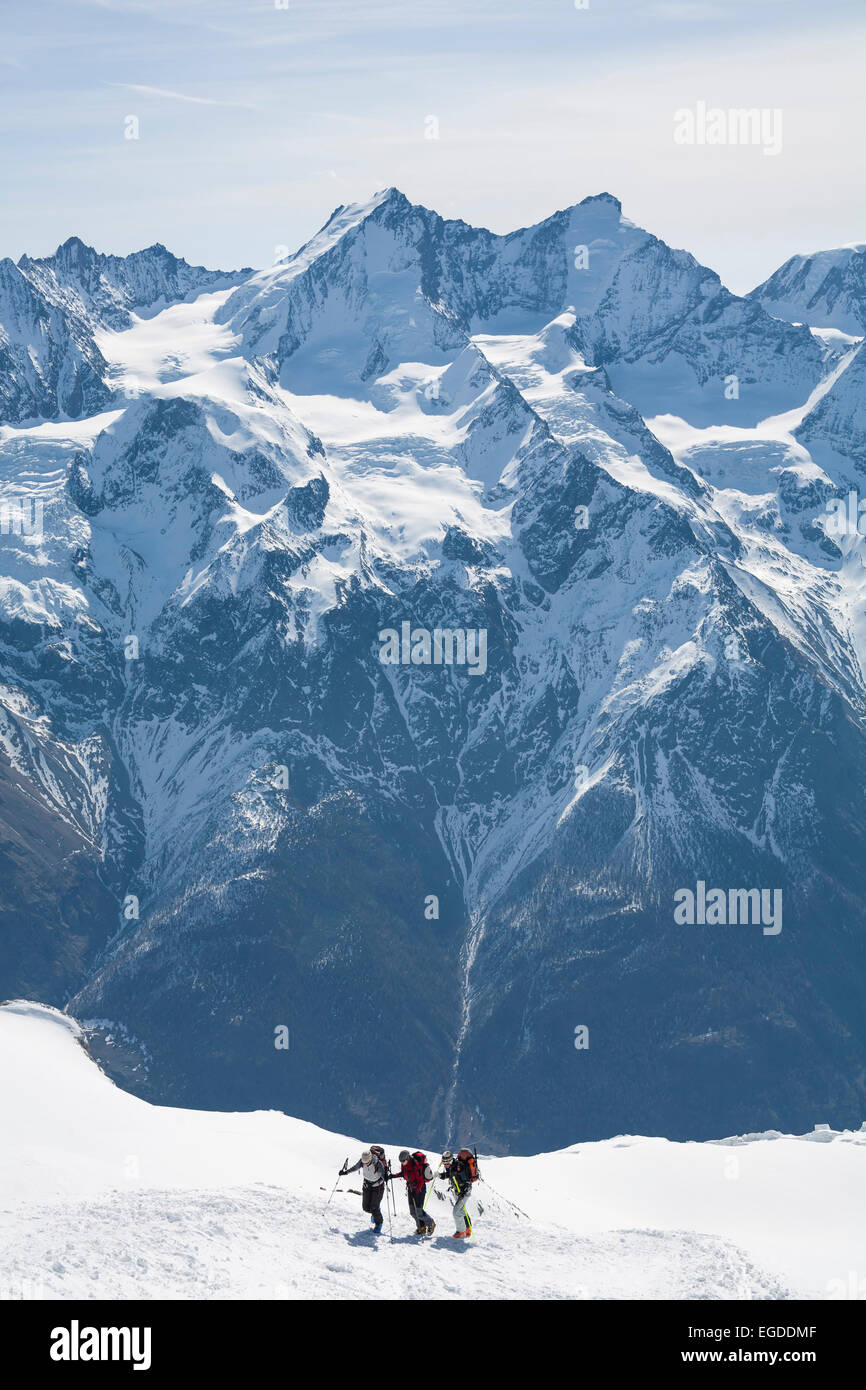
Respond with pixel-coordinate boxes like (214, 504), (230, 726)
(390, 1149), (436, 1236)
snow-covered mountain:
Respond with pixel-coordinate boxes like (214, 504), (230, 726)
(1, 190), (866, 1152)
(2, 1001), (863, 1300)
(750, 244), (866, 335)
(0, 240), (248, 424)
(19, 237), (251, 332)
(221, 188), (825, 426)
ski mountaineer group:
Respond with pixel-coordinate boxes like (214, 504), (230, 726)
(339, 1145), (480, 1238)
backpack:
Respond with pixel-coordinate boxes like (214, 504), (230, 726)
(367, 1147), (386, 1182)
(457, 1148), (479, 1182)
(404, 1151), (429, 1193)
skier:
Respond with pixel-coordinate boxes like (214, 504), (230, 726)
(390, 1150), (436, 1236)
(441, 1147), (478, 1239)
(341, 1149), (387, 1233)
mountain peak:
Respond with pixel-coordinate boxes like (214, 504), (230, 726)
(57, 234), (91, 254)
(372, 185), (405, 203)
(358, 186), (413, 220)
(137, 242), (174, 259)
(577, 192), (623, 212)
(322, 186), (410, 227)
(44, 235), (99, 267)
(16, 237), (101, 275)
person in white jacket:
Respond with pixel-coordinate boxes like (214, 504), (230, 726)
(341, 1150), (386, 1232)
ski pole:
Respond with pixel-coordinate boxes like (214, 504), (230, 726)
(425, 1162), (444, 1206)
(450, 1172), (473, 1239)
(385, 1167), (394, 1243)
(324, 1158), (348, 1211)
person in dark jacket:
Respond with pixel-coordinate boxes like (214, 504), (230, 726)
(441, 1148), (475, 1238)
(390, 1150), (436, 1236)
(341, 1150), (386, 1232)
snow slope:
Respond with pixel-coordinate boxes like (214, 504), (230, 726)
(1, 1002), (863, 1301)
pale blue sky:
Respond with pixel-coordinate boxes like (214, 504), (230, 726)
(2, 0), (864, 292)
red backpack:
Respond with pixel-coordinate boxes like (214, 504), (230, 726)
(403, 1152), (429, 1193)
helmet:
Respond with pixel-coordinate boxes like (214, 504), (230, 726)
(441, 1149), (453, 1161)
(398, 1150), (411, 1162)
(370, 1145), (385, 1156)
(361, 1151), (373, 1163)
(457, 1148), (473, 1159)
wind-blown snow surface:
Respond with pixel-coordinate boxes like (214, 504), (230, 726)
(2, 1003), (864, 1301)
(3, 188), (866, 1152)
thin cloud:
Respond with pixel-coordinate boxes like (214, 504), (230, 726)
(108, 82), (257, 110)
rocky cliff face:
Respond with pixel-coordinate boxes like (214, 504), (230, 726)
(0, 257), (110, 423)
